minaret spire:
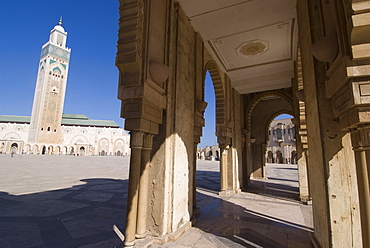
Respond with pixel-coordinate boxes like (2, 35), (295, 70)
(58, 16), (62, 25)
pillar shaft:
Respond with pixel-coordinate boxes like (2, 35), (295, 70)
(352, 127), (370, 247)
(220, 146), (228, 192)
(136, 133), (153, 238)
(124, 131), (144, 247)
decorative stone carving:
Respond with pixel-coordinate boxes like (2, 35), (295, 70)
(206, 61), (226, 125)
(142, 133), (154, 149)
(129, 131), (144, 148)
(236, 40), (269, 57)
(240, 42), (266, 55)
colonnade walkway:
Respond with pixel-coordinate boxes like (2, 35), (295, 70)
(0, 155), (313, 247)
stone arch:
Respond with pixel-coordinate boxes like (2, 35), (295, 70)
(56, 146), (61, 155)
(48, 145), (53, 155)
(79, 146), (85, 156)
(114, 138), (125, 156)
(245, 90), (294, 179)
(265, 111), (295, 142)
(98, 138), (109, 156)
(41, 145), (46, 155)
(291, 150), (297, 164)
(70, 135), (88, 145)
(24, 144), (31, 154)
(33, 145), (39, 154)
(204, 60), (226, 126)
(246, 91), (293, 133)
(276, 150), (283, 164)
(4, 132), (21, 140)
(266, 150), (274, 163)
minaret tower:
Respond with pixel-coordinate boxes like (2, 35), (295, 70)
(28, 18), (71, 144)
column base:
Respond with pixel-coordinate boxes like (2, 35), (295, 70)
(219, 190), (234, 196)
(300, 196), (312, 205)
(134, 221), (192, 247)
(124, 240), (135, 247)
(135, 233), (147, 239)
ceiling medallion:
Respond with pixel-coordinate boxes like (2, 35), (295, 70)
(240, 42), (266, 56)
(236, 39), (269, 57)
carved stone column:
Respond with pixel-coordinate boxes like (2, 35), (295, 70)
(351, 127), (370, 247)
(124, 131), (144, 246)
(219, 143), (228, 193)
(116, 1), (169, 245)
(136, 133), (154, 238)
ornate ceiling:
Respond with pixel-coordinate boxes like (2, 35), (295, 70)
(178, 0), (298, 94)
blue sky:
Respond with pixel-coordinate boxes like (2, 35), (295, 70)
(199, 72), (217, 147)
(0, 1), (122, 126)
(0, 1), (292, 147)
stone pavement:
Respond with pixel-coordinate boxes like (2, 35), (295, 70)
(0, 155), (313, 247)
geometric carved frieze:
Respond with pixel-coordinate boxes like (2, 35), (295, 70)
(122, 98), (163, 124)
(333, 87), (353, 115)
(125, 117), (160, 134)
(332, 80), (370, 129)
(116, 0), (144, 88)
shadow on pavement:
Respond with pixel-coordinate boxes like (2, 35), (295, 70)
(0, 170), (311, 248)
(0, 178), (127, 248)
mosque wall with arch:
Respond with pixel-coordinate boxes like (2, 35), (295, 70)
(0, 122), (130, 156)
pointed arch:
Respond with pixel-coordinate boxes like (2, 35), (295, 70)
(204, 60), (226, 126)
(246, 90), (294, 133)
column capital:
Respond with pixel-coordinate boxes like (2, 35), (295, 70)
(130, 131), (144, 148)
(142, 133), (154, 150)
(351, 125), (370, 150)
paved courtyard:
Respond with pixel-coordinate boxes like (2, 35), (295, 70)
(0, 154), (313, 247)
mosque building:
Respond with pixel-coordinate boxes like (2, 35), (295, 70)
(0, 19), (129, 156)
(265, 118), (297, 164)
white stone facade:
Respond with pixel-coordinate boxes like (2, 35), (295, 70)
(197, 145), (220, 161)
(266, 118), (297, 164)
(0, 119), (130, 156)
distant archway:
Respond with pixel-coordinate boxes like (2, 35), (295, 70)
(24, 144), (31, 154)
(276, 150), (283, 164)
(48, 146), (53, 155)
(33, 145), (39, 154)
(266, 150), (274, 163)
(291, 150), (297, 164)
(80, 146), (85, 156)
(245, 90), (294, 180)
